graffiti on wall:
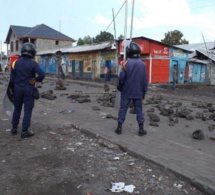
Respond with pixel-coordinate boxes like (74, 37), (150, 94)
(200, 66), (206, 83)
(171, 50), (187, 58)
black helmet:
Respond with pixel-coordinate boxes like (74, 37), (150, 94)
(21, 43), (36, 58)
(126, 41), (141, 58)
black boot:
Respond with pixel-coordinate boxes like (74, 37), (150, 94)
(11, 125), (18, 135)
(21, 129), (35, 139)
(115, 123), (122, 134)
(139, 123), (147, 136)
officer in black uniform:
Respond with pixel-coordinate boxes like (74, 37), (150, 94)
(115, 41), (148, 136)
(10, 43), (45, 138)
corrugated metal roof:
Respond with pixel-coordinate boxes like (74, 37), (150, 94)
(37, 41), (115, 55)
(188, 58), (210, 64)
(176, 42), (215, 51)
(197, 49), (215, 62)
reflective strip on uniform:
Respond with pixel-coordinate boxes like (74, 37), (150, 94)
(12, 60), (17, 69)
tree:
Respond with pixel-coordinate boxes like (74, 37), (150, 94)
(161, 30), (189, 45)
(118, 34), (124, 40)
(93, 31), (114, 43)
(77, 36), (93, 46)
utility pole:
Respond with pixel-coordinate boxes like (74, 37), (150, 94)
(123, 0), (128, 61)
(112, 8), (116, 40)
(130, 0), (135, 40)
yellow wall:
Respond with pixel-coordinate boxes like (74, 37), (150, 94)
(68, 50), (117, 78)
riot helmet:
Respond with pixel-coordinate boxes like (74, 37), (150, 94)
(126, 41), (141, 58)
(21, 43), (36, 58)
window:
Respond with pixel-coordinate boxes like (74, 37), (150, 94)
(16, 40), (19, 51)
(56, 40), (59, 45)
(10, 42), (14, 52)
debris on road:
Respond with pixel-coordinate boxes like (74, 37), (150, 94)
(110, 182), (135, 193)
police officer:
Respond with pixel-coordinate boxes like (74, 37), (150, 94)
(10, 43), (45, 138)
(115, 41), (148, 136)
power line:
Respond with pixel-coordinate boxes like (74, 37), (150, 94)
(105, 1), (126, 32)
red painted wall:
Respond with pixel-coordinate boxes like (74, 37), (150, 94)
(117, 37), (171, 83)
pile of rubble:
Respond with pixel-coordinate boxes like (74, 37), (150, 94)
(144, 95), (215, 140)
(67, 93), (91, 103)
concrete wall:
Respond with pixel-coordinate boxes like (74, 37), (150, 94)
(35, 39), (73, 51)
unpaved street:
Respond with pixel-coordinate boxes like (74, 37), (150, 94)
(0, 74), (214, 195)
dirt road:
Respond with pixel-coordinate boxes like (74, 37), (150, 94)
(0, 74), (214, 195)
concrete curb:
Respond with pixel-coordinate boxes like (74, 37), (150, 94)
(68, 123), (214, 195)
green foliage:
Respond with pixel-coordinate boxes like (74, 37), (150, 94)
(77, 31), (114, 45)
(118, 34), (124, 40)
(93, 31), (114, 43)
(77, 36), (93, 46)
(161, 30), (189, 45)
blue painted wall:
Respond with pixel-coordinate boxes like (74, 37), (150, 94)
(40, 56), (57, 75)
(188, 63), (206, 83)
(40, 54), (71, 75)
(169, 48), (189, 83)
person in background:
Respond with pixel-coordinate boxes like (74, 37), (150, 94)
(115, 41), (148, 136)
(104, 64), (109, 83)
(10, 43), (45, 138)
(172, 65), (178, 91)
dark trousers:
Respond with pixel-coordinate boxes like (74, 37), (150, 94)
(118, 96), (144, 124)
(172, 81), (176, 91)
(12, 86), (34, 129)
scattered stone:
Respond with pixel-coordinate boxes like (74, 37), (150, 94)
(145, 95), (163, 104)
(104, 83), (110, 92)
(41, 90), (57, 100)
(106, 114), (117, 120)
(186, 114), (195, 121)
(197, 103), (208, 109)
(209, 137), (215, 141)
(176, 107), (192, 118)
(196, 112), (203, 119)
(68, 94), (91, 103)
(77, 98), (91, 103)
(207, 103), (213, 108)
(146, 108), (155, 113)
(97, 93), (115, 108)
(169, 115), (178, 123)
(55, 80), (66, 90)
(192, 130), (205, 140)
(173, 101), (182, 107)
(208, 124), (215, 131)
(60, 93), (69, 97)
(209, 107), (215, 112)
(160, 105), (174, 116)
(148, 113), (160, 122)
(192, 102), (197, 107)
(209, 112), (215, 121)
(92, 106), (101, 111)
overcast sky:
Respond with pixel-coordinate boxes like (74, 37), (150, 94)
(1, 0), (215, 53)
